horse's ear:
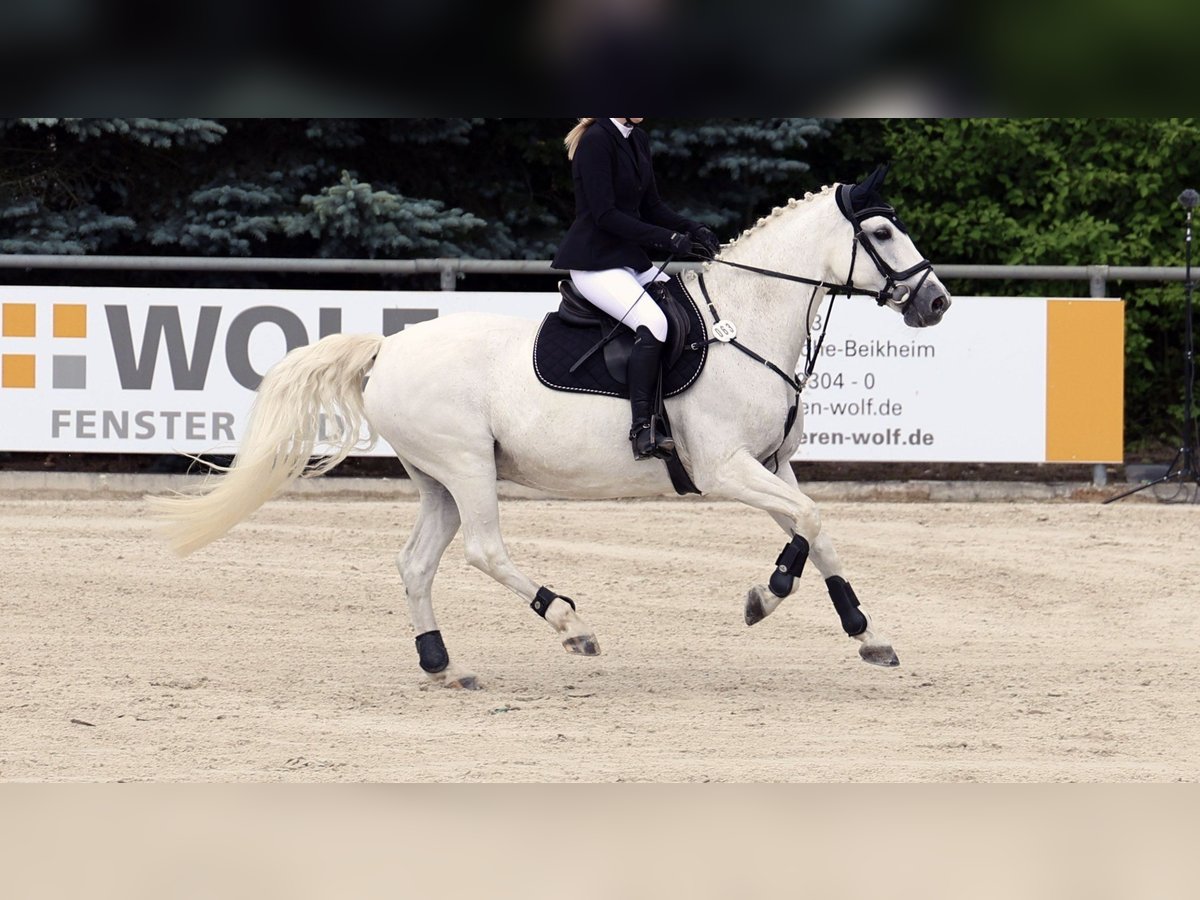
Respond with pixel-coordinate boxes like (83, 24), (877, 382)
(864, 163), (890, 194)
(849, 163), (891, 211)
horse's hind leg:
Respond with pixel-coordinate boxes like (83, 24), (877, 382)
(444, 466), (600, 657)
(713, 453), (898, 666)
(398, 467), (479, 689)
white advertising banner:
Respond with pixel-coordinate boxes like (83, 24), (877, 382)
(797, 295), (1047, 462)
(0, 286), (557, 456)
(0, 286), (1123, 463)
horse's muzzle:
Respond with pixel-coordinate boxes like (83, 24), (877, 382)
(904, 291), (951, 328)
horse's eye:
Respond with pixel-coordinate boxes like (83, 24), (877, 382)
(873, 227), (892, 241)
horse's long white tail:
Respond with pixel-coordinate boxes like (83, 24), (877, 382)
(147, 332), (384, 556)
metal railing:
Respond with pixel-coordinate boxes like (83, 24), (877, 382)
(5, 254), (1178, 486)
(1, 254), (1195, 296)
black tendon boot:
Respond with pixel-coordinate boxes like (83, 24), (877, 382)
(628, 326), (675, 460)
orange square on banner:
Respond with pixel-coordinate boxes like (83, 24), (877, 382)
(53, 304), (87, 337)
(2, 354), (36, 388)
(2, 303), (36, 337)
(1045, 299), (1125, 462)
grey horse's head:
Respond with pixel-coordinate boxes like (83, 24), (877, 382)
(842, 165), (951, 328)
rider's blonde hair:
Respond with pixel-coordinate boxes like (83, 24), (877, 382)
(564, 118), (596, 160)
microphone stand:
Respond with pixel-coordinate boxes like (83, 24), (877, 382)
(1105, 188), (1200, 503)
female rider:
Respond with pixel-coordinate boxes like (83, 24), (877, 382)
(552, 117), (720, 460)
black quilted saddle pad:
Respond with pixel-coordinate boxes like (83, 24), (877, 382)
(533, 274), (709, 399)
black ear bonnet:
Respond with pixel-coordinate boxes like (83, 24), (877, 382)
(835, 163), (909, 234)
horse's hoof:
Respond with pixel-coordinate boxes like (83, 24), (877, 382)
(745, 589), (766, 626)
(745, 585), (783, 626)
(446, 674), (481, 690)
(562, 635), (601, 656)
(859, 643), (900, 667)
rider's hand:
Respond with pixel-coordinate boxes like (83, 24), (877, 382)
(690, 226), (720, 258)
(663, 231), (692, 256)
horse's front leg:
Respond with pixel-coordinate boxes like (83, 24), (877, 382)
(803, 528), (899, 666)
(769, 463), (898, 664)
(709, 453), (898, 667)
(706, 450), (821, 620)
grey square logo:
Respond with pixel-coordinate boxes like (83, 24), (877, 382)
(53, 355), (86, 389)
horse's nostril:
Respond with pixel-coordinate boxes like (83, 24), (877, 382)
(931, 295), (946, 313)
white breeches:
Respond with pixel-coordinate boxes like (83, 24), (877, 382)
(569, 266), (670, 342)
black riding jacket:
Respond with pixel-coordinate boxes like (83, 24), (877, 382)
(552, 119), (701, 272)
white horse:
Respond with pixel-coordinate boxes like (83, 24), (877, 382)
(149, 170), (950, 689)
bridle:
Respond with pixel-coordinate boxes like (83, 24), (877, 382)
(833, 183), (934, 308)
(701, 183), (934, 309)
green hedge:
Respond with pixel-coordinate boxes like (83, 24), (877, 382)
(815, 118), (1200, 454)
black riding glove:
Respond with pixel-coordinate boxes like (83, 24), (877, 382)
(661, 231), (692, 256)
(690, 225), (720, 258)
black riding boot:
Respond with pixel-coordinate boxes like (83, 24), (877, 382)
(628, 326), (675, 460)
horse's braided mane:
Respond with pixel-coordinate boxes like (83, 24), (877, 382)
(726, 184), (837, 250)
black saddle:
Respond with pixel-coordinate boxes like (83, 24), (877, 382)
(533, 274), (709, 399)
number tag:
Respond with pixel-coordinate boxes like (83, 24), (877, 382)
(712, 320), (737, 343)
